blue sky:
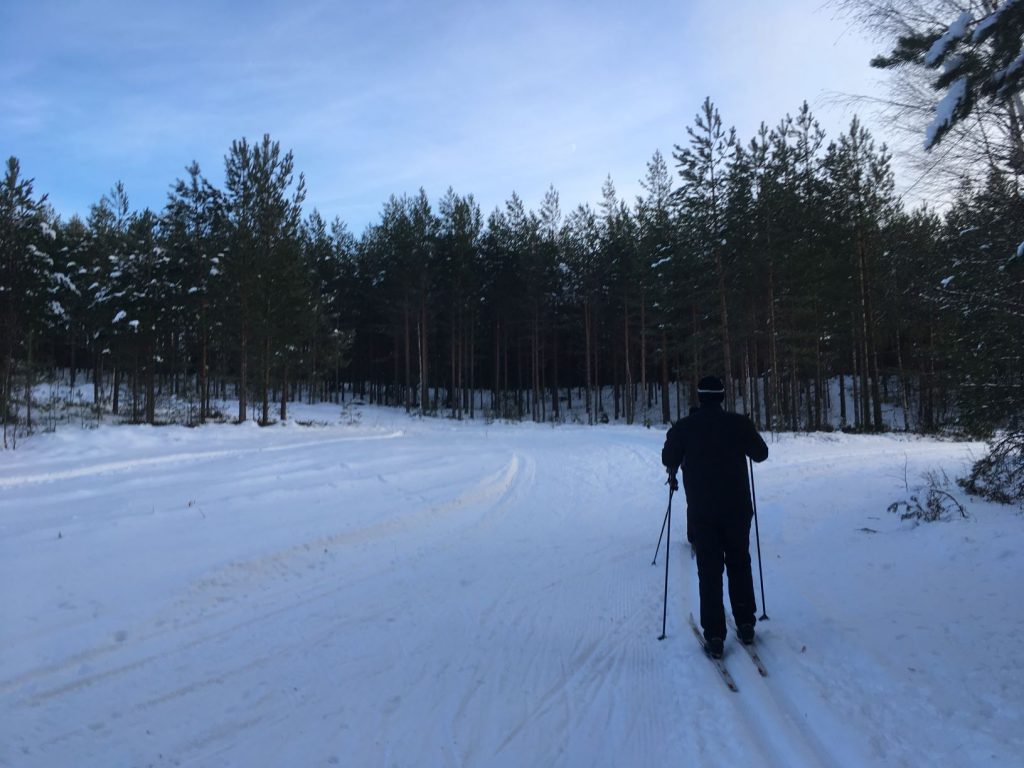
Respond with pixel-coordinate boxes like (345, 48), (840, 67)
(2, 0), (893, 233)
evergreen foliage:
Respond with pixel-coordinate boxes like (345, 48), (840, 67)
(0, 104), (1020, 501)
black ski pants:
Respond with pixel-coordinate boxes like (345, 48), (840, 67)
(692, 512), (757, 641)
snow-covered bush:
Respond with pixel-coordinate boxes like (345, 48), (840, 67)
(959, 430), (1024, 510)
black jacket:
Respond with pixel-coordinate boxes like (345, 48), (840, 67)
(661, 403), (768, 519)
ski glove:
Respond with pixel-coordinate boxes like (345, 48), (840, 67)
(666, 474), (679, 492)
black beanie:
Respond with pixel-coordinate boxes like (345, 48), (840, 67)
(697, 375), (725, 403)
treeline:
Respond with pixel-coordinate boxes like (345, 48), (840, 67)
(1, 100), (1022, 443)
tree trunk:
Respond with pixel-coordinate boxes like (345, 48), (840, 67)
(69, 324), (77, 390)
(2, 354), (11, 449)
(261, 335), (270, 426)
(280, 364), (288, 421)
(238, 328), (248, 423)
(112, 363), (120, 416)
(768, 258), (781, 432)
(25, 330), (33, 432)
(839, 370), (847, 429)
(856, 230), (880, 430)
(200, 303), (209, 423)
(494, 320), (501, 417)
(132, 350), (140, 424)
(405, 308), (412, 412)
(532, 307), (541, 422)
(640, 294), (648, 424)
(93, 344), (102, 411)
(741, 338), (751, 418)
(419, 297), (429, 416)
(751, 342), (762, 430)
(814, 324), (823, 430)
(713, 245), (734, 411)
(551, 326), (559, 421)
(660, 327), (670, 424)
(584, 301), (593, 425)
(895, 324), (911, 431)
(623, 294), (633, 424)
(469, 320), (476, 420)
(790, 352), (799, 431)
(851, 337), (861, 430)
(691, 305), (701, 410)
(145, 338), (156, 425)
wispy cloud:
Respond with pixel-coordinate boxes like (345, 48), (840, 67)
(2, 0), (893, 231)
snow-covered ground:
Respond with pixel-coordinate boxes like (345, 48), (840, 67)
(1, 403), (1021, 767)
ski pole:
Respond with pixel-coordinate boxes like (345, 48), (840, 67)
(652, 492), (671, 566)
(657, 488), (673, 641)
(749, 457), (769, 621)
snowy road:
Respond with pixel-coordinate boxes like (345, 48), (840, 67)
(2, 406), (1021, 767)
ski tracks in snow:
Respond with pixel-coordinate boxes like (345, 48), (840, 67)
(1, 427), (539, 767)
(2, 418), (1016, 766)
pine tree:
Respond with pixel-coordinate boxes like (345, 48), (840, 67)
(51, 215), (90, 391)
(535, 186), (562, 422)
(870, 1), (1024, 160)
(0, 157), (54, 443)
(222, 135), (307, 423)
(823, 118), (900, 431)
(163, 162), (226, 422)
(560, 204), (602, 423)
(636, 150), (677, 423)
(599, 177), (641, 423)
(436, 189), (482, 418)
(407, 190), (439, 415)
(938, 169), (1024, 433)
(673, 98), (738, 409)
(86, 182), (133, 414)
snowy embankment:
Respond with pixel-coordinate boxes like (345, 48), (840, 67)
(1, 405), (1021, 767)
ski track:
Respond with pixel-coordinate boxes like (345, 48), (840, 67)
(1, 413), (1019, 766)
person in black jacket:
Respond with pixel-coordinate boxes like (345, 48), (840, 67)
(662, 375), (769, 659)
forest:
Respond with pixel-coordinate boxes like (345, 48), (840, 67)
(1, 3), (1022, 505)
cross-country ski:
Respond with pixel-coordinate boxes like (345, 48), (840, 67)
(730, 619), (769, 677)
(688, 613), (739, 692)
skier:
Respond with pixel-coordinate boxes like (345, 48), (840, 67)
(662, 375), (768, 659)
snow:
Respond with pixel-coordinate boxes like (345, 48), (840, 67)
(111, 310), (127, 324)
(51, 272), (77, 293)
(996, 51), (1024, 91)
(973, 0), (1020, 43)
(2, 404), (1022, 767)
(925, 76), (968, 149)
(925, 12), (973, 67)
